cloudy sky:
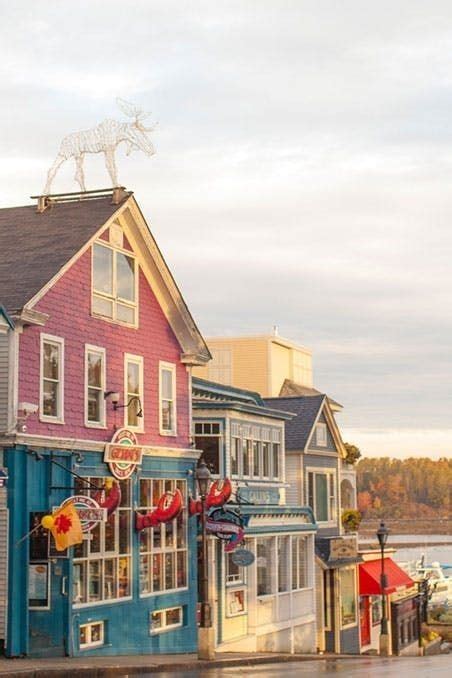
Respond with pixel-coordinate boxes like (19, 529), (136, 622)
(1, 1), (451, 458)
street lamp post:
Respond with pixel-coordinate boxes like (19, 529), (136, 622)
(376, 521), (390, 656)
(195, 459), (214, 660)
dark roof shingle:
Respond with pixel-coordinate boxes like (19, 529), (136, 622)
(263, 395), (325, 450)
(0, 195), (128, 313)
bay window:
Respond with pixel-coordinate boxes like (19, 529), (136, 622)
(92, 242), (137, 326)
(138, 478), (187, 594)
(40, 334), (64, 422)
(73, 477), (132, 605)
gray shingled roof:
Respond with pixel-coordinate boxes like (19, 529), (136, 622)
(279, 379), (342, 409)
(263, 395), (325, 450)
(0, 195), (128, 313)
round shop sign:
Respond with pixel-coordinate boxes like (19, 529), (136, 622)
(104, 428), (143, 480)
(231, 548), (255, 567)
(59, 494), (106, 533)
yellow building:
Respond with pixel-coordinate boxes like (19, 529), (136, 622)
(192, 333), (313, 397)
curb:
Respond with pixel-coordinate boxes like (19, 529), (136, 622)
(0, 652), (400, 678)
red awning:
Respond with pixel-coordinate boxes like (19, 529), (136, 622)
(359, 558), (414, 595)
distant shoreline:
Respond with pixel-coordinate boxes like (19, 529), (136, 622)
(359, 518), (452, 537)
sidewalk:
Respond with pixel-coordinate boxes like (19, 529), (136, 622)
(0, 651), (385, 677)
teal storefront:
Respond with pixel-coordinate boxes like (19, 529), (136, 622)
(5, 445), (199, 657)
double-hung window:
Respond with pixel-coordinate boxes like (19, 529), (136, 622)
(159, 362), (176, 435)
(92, 241), (137, 326)
(194, 422), (221, 475)
(40, 334), (64, 422)
(138, 478), (187, 594)
(73, 477), (132, 605)
(124, 354), (144, 430)
(307, 469), (336, 523)
(85, 345), (106, 427)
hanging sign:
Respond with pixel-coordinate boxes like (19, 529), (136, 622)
(206, 507), (249, 553)
(57, 495), (106, 533)
(104, 428), (143, 480)
(231, 548), (255, 567)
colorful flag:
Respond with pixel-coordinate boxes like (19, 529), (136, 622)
(51, 501), (83, 551)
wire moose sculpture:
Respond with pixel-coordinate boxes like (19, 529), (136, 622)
(43, 99), (156, 194)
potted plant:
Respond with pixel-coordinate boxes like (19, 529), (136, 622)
(341, 508), (362, 533)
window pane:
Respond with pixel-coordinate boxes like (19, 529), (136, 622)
(104, 558), (116, 599)
(257, 538), (274, 596)
(253, 441), (260, 477)
(116, 303), (135, 324)
(153, 553), (163, 592)
(315, 474), (328, 522)
(118, 557), (130, 597)
(273, 443), (279, 478)
(166, 607), (181, 626)
(231, 438), (240, 475)
(93, 295), (113, 318)
(263, 442), (270, 477)
(291, 538), (298, 590)
(88, 387), (101, 422)
(195, 436), (220, 474)
(165, 552), (175, 590)
(117, 253), (135, 301)
(88, 352), (102, 387)
(298, 537), (307, 588)
(43, 380), (58, 417)
(105, 514), (116, 552)
(119, 512), (130, 553)
(88, 560), (101, 601)
(176, 551), (186, 588)
(127, 362), (140, 394)
(161, 400), (173, 431)
(278, 536), (290, 592)
(161, 369), (173, 399)
(93, 244), (113, 295)
(43, 342), (59, 380)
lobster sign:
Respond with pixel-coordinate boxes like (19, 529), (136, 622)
(189, 478), (232, 515)
(135, 489), (183, 531)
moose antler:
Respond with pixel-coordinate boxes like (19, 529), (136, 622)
(117, 97), (150, 122)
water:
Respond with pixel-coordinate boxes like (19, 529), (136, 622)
(360, 534), (452, 568)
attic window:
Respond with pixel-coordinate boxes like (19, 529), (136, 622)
(315, 423), (327, 447)
(92, 242), (137, 326)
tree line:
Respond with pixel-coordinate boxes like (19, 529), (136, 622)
(356, 457), (452, 519)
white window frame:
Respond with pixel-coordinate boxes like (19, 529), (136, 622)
(306, 467), (337, 525)
(339, 566), (358, 629)
(39, 333), (64, 424)
(79, 621), (105, 649)
(315, 422), (327, 447)
(84, 344), (106, 428)
(150, 606), (183, 634)
(159, 361), (177, 436)
(91, 240), (138, 328)
(124, 353), (144, 432)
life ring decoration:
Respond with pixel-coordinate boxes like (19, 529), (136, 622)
(135, 488), (183, 531)
(189, 478), (232, 515)
(92, 479), (121, 517)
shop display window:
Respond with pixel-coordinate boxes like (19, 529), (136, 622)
(79, 620), (105, 649)
(72, 477), (131, 606)
(226, 588), (246, 617)
(139, 478), (187, 595)
(150, 606), (183, 634)
(339, 567), (357, 627)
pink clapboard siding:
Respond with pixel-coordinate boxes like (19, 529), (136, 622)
(18, 245), (190, 447)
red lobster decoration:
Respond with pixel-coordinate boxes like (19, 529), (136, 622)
(135, 489), (183, 531)
(189, 478), (232, 515)
(92, 479), (121, 516)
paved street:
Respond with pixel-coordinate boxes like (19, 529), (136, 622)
(138, 656), (452, 678)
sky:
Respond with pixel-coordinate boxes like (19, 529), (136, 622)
(1, 1), (451, 458)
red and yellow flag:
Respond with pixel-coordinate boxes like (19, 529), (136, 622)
(49, 501), (83, 551)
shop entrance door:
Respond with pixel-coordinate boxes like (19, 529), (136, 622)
(28, 512), (70, 656)
(360, 596), (371, 646)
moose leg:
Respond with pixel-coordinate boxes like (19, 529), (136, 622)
(43, 153), (66, 194)
(104, 149), (119, 187)
(74, 154), (86, 192)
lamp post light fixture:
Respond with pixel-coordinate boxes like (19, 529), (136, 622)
(376, 521), (390, 656)
(195, 459), (214, 660)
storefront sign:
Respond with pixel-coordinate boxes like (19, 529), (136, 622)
(104, 428), (143, 479)
(58, 495), (106, 533)
(329, 536), (358, 561)
(231, 548), (255, 567)
(207, 507), (249, 553)
(236, 486), (279, 505)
